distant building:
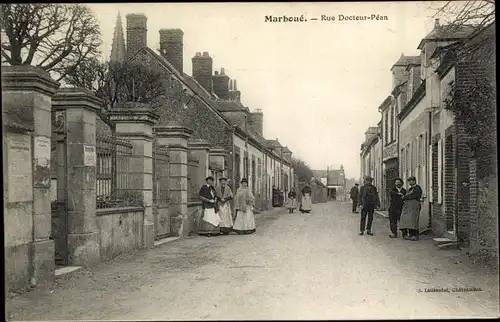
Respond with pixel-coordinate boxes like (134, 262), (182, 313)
(312, 166), (346, 201)
(360, 126), (384, 208)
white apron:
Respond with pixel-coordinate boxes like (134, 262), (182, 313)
(202, 208), (221, 227)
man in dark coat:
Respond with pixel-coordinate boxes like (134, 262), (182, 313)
(350, 183), (360, 213)
(358, 176), (380, 236)
(388, 178), (407, 238)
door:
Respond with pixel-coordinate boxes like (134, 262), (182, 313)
(51, 111), (69, 266)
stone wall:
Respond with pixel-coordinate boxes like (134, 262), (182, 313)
(96, 207), (145, 261)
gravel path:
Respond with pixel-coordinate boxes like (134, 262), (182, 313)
(6, 202), (499, 320)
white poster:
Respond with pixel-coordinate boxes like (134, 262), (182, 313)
(84, 145), (96, 167)
(7, 133), (32, 202)
(34, 136), (51, 167)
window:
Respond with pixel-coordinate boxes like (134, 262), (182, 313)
(406, 144), (410, 179)
(437, 139), (443, 204)
(251, 159), (256, 194)
(384, 111), (389, 145)
(389, 106), (394, 143)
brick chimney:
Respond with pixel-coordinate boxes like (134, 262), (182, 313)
(212, 68), (230, 99)
(126, 13), (148, 59)
(159, 29), (184, 74)
(249, 109), (263, 136)
(192, 52), (213, 93)
(228, 79), (241, 101)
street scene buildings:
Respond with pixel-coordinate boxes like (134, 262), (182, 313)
(2, 2), (498, 320)
(359, 19), (496, 249)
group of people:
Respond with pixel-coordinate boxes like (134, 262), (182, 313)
(198, 176), (256, 237)
(350, 176), (423, 240)
(285, 185), (313, 214)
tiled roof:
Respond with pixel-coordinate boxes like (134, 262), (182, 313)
(417, 24), (477, 49)
(392, 54), (421, 68)
(215, 99), (248, 112)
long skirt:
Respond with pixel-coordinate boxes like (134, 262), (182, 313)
(286, 198), (297, 210)
(218, 202), (233, 234)
(301, 194), (312, 211)
(399, 199), (421, 231)
(233, 208), (256, 234)
(197, 208), (221, 236)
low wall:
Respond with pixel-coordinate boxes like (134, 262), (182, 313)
(96, 207), (145, 261)
(188, 201), (202, 236)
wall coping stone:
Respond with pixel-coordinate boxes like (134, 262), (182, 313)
(154, 121), (193, 139)
(109, 105), (159, 125)
(96, 206), (145, 216)
(52, 87), (103, 112)
(188, 139), (211, 150)
(209, 147), (228, 156)
(1, 65), (60, 96)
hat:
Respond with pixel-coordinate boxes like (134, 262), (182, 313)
(355, 183), (359, 186)
(219, 177), (227, 181)
(240, 178), (248, 183)
(205, 176), (214, 181)
(407, 176), (416, 181)
(394, 178), (404, 183)
(365, 176), (373, 181)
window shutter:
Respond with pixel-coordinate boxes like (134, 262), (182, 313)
(437, 139), (442, 204)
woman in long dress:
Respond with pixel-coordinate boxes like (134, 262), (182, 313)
(198, 176), (221, 237)
(216, 177), (234, 235)
(233, 178), (256, 235)
(300, 184), (313, 213)
(287, 188), (297, 213)
(399, 176), (423, 241)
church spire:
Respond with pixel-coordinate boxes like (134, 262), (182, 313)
(110, 12), (126, 63)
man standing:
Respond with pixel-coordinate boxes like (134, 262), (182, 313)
(388, 178), (407, 238)
(350, 183), (360, 213)
(358, 176), (380, 236)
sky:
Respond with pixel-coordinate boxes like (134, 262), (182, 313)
(87, 2), (446, 180)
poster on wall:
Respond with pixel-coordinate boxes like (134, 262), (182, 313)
(84, 145), (96, 167)
(7, 133), (32, 202)
(34, 136), (51, 187)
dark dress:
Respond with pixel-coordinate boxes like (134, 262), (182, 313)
(388, 187), (407, 236)
(399, 185), (423, 238)
(197, 184), (220, 236)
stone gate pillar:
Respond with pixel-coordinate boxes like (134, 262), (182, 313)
(2, 66), (60, 288)
(110, 103), (159, 249)
(154, 122), (193, 237)
(52, 88), (102, 267)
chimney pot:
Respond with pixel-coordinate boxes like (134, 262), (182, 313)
(126, 13), (148, 59)
(229, 79), (233, 90)
(435, 18), (440, 28)
(192, 50), (213, 93)
(159, 28), (184, 74)
(214, 71), (219, 75)
(233, 79), (237, 90)
(221, 67), (225, 75)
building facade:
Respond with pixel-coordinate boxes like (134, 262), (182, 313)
(108, 13), (294, 211)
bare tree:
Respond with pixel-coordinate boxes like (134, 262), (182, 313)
(0, 4), (101, 81)
(65, 59), (167, 131)
(431, 0), (494, 30)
